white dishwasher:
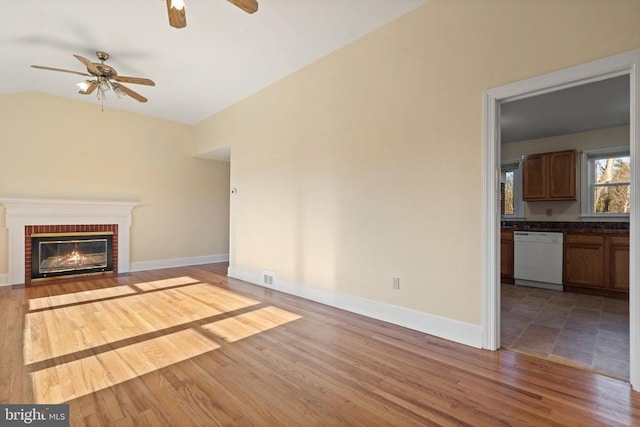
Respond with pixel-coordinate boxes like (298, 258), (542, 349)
(513, 231), (564, 291)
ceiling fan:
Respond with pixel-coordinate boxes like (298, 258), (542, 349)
(166, 0), (258, 29)
(30, 51), (155, 103)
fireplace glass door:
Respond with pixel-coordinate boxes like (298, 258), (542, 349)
(31, 233), (113, 280)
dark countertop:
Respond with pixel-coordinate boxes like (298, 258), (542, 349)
(501, 221), (629, 234)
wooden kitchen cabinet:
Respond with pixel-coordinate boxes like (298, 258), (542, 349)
(523, 149), (576, 201)
(564, 233), (629, 295)
(500, 229), (514, 280)
(522, 153), (546, 200)
(564, 234), (605, 288)
(609, 235), (630, 291)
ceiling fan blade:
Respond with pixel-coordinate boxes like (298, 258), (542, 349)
(113, 76), (155, 86)
(166, 0), (187, 28)
(115, 83), (148, 103)
(78, 80), (98, 95)
(73, 54), (101, 75)
(227, 0), (258, 14)
(31, 65), (91, 77)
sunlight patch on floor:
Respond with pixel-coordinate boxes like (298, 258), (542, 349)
(27, 276), (200, 311)
(24, 282), (261, 364)
(25, 277), (303, 404)
(30, 328), (220, 404)
(202, 306), (302, 343)
(28, 285), (137, 311)
(130, 276), (200, 292)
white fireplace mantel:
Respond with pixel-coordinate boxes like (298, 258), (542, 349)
(0, 198), (139, 285)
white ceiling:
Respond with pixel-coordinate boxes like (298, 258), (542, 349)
(0, 0), (429, 125)
(501, 75), (630, 144)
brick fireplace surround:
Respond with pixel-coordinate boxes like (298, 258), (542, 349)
(0, 198), (138, 286)
(25, 224), (118, 285)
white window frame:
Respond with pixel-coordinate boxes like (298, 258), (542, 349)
(501, 159), (524, 220)
(580, 146), (630, 221)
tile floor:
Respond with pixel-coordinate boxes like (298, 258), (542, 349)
(501, 283), (630, 380)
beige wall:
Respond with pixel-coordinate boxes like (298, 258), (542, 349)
(193, 0), (640, 326)
(0, 92), (230, 274)
(502, 126), (630, 221)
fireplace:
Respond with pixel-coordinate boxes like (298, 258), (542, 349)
(24, 224), (118, 285)
(31, 232), (114, 281)
(0, 198), (137, 286)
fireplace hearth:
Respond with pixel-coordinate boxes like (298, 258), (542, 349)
(31, 232), (114, 281)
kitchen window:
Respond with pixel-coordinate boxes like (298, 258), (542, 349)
(581, 147), (630, 219)
(501, 160), (524, 219)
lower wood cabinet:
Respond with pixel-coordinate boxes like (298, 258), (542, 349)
(500, 229), (514, 280)
(609, 235), (630, 292)
(564, 233), (629, 295)
(564, 234), (605, 288)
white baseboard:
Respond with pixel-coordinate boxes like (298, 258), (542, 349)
(0, 274), (9, 287)
(131, 254), (229, 273)
(227, 267), (483, 349)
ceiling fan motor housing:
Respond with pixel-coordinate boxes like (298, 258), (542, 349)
(93, 64), (117, 78)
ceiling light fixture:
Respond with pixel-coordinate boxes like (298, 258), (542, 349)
(111, 83), (126, 99)
(76, 80), (92, 92)
(170, 0), (185, 10)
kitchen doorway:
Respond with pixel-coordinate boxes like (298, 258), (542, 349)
(482, 49), (640, 389)
(498, 76), (630, 379)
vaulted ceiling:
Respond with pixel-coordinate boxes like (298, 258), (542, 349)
(1, 0), (429, 125)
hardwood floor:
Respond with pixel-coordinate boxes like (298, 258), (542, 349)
(2, 263), (640, 426)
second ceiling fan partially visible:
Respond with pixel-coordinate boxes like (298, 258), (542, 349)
(166, 0), (258, 29)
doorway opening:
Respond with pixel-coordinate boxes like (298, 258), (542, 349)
(482, 49), (640, 389)
(499, 76), (630, 380)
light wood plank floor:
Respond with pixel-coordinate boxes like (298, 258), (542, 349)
(2, 263), (640, 426)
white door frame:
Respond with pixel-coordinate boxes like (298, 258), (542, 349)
(482, 49), (640, 389)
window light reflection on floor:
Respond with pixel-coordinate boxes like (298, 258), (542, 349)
(24, 282), (260, 364)
(24, 277), (303, 404)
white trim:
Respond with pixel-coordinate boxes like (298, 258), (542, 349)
(228, 266), (483, 349)
(482, 89), (501, 350)
(630, 51), (640, 390)
(483, 48), (640, 388)
(131, 254), (229, 272)
(0, 274), (9, 287)
(0, 198), (138, 285)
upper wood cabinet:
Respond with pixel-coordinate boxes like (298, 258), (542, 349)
(522, 150), (576, 201)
